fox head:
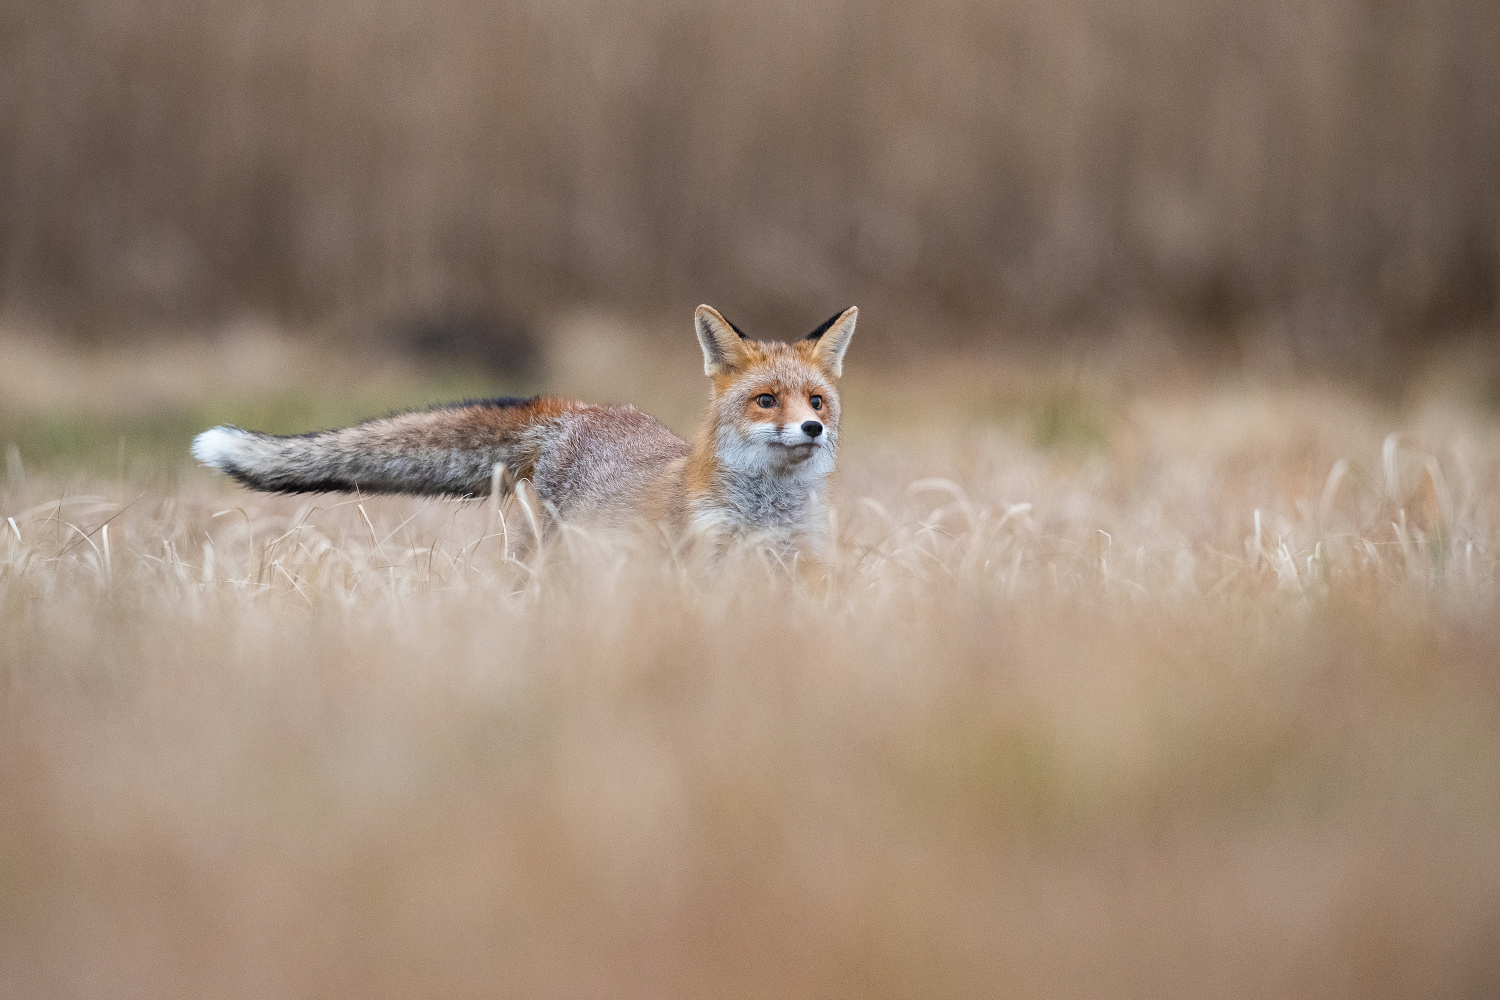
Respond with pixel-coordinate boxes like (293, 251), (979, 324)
(694, 304), (857, 484)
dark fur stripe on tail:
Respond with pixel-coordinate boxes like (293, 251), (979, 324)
(191, 397), (562, 496)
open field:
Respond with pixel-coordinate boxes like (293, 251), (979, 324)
(6, 0), (1497, 992)
(3, 326), (1500, 998)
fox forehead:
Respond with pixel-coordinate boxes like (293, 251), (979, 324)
(711, 342), (837, 400)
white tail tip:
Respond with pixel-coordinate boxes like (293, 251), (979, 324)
(191, 426), (250, 471)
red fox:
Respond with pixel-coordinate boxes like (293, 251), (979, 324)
(192, 306), (857, 541)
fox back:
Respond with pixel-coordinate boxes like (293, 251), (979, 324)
(192, 305), (858, 544)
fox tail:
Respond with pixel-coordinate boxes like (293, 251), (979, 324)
(191, 396), (566, 496)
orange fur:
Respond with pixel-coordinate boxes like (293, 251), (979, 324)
(194, 306), (857, 544)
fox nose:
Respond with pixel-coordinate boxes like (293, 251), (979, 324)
(800, 421), (824, 438)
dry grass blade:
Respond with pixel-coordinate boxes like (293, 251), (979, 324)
(2, 385), (1499, 999)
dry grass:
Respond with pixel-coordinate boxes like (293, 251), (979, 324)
(2, 330), (1499, 998)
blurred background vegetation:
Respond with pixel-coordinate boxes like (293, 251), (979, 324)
(1, 0), (1497, 369)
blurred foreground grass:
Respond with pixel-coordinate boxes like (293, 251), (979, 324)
(2, 322), (1499, 998)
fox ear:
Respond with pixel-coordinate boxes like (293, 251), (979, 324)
(695, 305), (751, 376)
(805, 306), (857, 377)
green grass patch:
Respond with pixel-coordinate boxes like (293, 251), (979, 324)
(1031, 389), (1107, 451)
(0, 369), (528, 479)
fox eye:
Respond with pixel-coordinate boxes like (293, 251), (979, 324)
(810, 395), (823, 410)
(755, 393), (777, 408)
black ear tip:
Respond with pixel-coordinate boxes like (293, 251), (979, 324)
(697, 306), (749, 340)
(803, 307), (852, 342)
